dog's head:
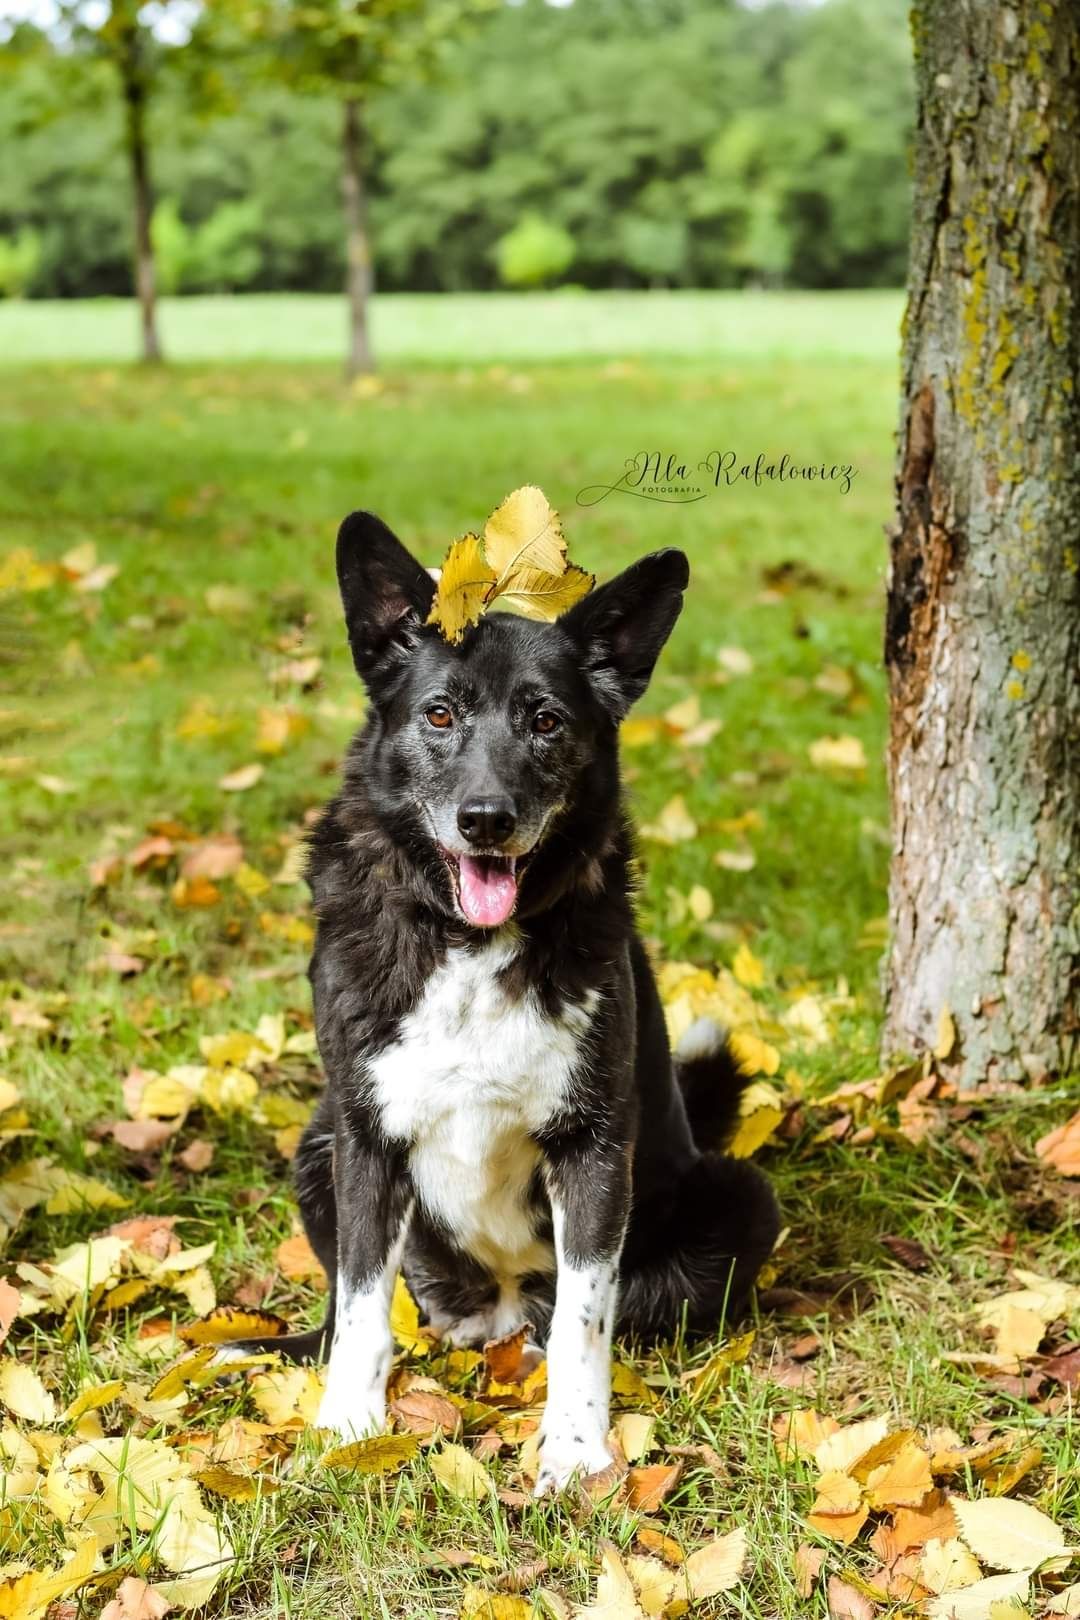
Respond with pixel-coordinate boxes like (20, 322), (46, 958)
(336, 511), (688, 928)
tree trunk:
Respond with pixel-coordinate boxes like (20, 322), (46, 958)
(121, 43), (162, 365)
(883, 1), (1080, 1083)
(341, 95), (375, 378)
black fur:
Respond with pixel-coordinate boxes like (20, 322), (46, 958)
(251, 512), (779, 1362)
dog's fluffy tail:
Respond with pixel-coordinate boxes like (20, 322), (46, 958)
(673, 1017), (753, 1150)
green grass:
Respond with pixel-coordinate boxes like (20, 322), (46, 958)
(0, 288), (904, 365)
(1, 295), (1076, 1618)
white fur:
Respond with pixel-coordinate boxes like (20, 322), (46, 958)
(318, 1223), (407, 1437)
(675, 1014), (725, 1063)
(536, 1204), (619, 1492)
(368, 932), (598, 1324)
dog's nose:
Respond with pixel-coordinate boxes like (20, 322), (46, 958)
(457, 798), (517, 847)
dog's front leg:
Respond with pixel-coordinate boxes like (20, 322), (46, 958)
(317, 1124), (410, 1439)
(536, 1141), (630, 1494)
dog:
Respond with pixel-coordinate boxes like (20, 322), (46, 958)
(248, 511), (779, 1492)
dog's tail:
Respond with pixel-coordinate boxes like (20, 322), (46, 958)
(673, 1017), (753, 1150)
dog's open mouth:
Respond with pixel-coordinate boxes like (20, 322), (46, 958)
(441, 851), (525, 928)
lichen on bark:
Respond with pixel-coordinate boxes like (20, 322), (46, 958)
(883, 0), (1079, 1082)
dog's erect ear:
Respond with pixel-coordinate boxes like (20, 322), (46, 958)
(562, 548), (689, 717)
(336, 511), (436, 679)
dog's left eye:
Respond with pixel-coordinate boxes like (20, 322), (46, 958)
(425, 705), (453, 729)
(533, 711), (561, 735)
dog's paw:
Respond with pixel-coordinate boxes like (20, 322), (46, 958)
(533, 1432), (617, 1496)
(315, 1388), (386, 1439)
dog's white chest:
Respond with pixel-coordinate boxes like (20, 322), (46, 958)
(369, 937), (596, 1277)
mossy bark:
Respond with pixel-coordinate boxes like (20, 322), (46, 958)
(341, 95), (375, 379)
(119, 25), (162, 365)
(884, 0), (1079, 1081)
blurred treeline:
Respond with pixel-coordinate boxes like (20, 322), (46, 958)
(0, 0), (913, 300)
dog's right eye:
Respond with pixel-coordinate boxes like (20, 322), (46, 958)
(425, 705), (453, 730)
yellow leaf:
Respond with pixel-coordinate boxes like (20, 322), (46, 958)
(491, 561), (593, 623)
(250, 1366), (324, 1427)
(320, 1433), (421, 1474)
(429, 1441), (494, 1501)
(428, 534), (497, 643)
(728, 1033), (781, 1079)
(773, 1408), (840, 1462)
(460, 1590), (536, 1620)
(625, 1557), (679, 1617)
(808, 735), (868, 771)
(863, 1439), (934, 1510)
(0, 1360), (56, 1424)
(920, 1537), (984, 1594)
(0, 1534), (97, 1620)
(218, 762), (263, 792)
(935, 1005), (957, 1061)
(926, 1572), (1031, 1620)
(195, 1464), (273, 1501)
(639, 795), (697, 844)
(814, 1416), (890, 1476)
(951, 1496), (1072, 1573)
(682, 1526), (747, 1598)
(807, 1503), (870, 1545)
(62, 1380), (125, 1422)
(200, 1066), (259, 1115)
(611, 1412), (655, 1462)
(663, 694), (700, 731)
(577, 1542), (646, 1619)
(732, 943), (765, 988)
(810, 1470), (864, 1517)
(687, 885), (713, 922)
(620, 716), (664, 749)
(483, 485), (567, 578)
(390, 1274), (428, 1354)
(44, 1172), (130, 1215)
(611, 1362), (659, 1408)
(687, 1330), (755, 1402)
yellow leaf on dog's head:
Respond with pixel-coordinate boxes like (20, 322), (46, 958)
(483, 484), (567, 578)
(427, 534), (496, 643)
(491, 562), (593, 624)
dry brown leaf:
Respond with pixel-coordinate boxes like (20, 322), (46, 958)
(181, 836), (244, 880)
(626, 1461), (682, 1513)
(827, 1575), (877, 1620)
(877, 1490), (959, 1557)
(99, 1576), (174, 1620)
(795, 1543), (825, 1598)
(881, 1234), (932, 1271)
(275, 1232), (326, 1283)
(110, 1118), (177, 1153)
(483, 1324), (541, 1386)
(390, 1390), (462, 1439)
(1036, 1110), (1080, 1176)
(178, 1139), (215, 1173)
(931, 1437), (1011, 1478)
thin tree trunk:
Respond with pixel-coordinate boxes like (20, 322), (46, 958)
(883, 1), (1080, 1082)
(341, 95), (375, 378)
(121, 42), (162, 365)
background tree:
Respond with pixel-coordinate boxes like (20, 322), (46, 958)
(883, 1), (1079, 1082)
(242, 0), (495, 377)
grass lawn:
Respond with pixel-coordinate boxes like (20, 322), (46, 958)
(1, 295), (1077, 1619)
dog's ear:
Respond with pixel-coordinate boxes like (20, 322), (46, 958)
(562, 548), (689, 717)
(336, 511), (436, 680)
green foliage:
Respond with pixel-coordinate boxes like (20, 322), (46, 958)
(493, 213), (575, 289)
(150, 197), (189, 293)
(1, 0), (914, 297)
(0, 226), (42, 297)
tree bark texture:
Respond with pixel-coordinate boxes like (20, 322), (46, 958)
(120, 30), (162, 365)
(884, 0), (1079, 1081)
(341, 95), (375, 378)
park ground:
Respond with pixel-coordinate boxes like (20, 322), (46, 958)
(0, 292), (1077, 1619)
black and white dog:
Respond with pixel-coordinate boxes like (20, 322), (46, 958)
(259, 512), (779, 1492)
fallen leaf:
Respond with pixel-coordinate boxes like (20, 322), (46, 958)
(430, 1441), (495, 1501)
(814, 1416), (890, 1476)
(390, 1390), (462, 1439)
(626, 1461), (682, 1513)
(925, 1571), (1030, 1620)
(460, 1592), (536, 1620)
(320, 1433), (422, 1473)
(827, 1575), (877, 1620)
(881, 1234), (932, 1271)
(795, 1543), (825, 1597)
(952, 1496), (1070, 1572)
(178, 1139), (215, 1173)
(639, 795), (697, 844)
(612, 1412), (655, 1463)
(0, 1278), (19, 1347)
(99, 1576), (174, 1619)
(1046, 1584), (1080, 1615)
(218, 763), (263, 792)
(0, 1358), (56, 1423)
(1036, 1110), (1080, 1176)
(576, 1542), (645, 1619)
(181, 1306), (288, 1345)
(682, 1526), (747, 1598)
(773, 1408), (841, 1461)
(181, 836), (244, 880)
(636, 1527), (683, 1565)
(919, 1536), (984, 1594)
(809, 735), (867, 771)
(110, 1118), (176, 1153)
(275, 1232), (326, 1283)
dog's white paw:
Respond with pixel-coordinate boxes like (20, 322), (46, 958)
(533, 1431), (616, 1496)
(316, 1387), (386, 1439)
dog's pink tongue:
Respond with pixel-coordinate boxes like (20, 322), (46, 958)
(458, 856), (517, 927)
